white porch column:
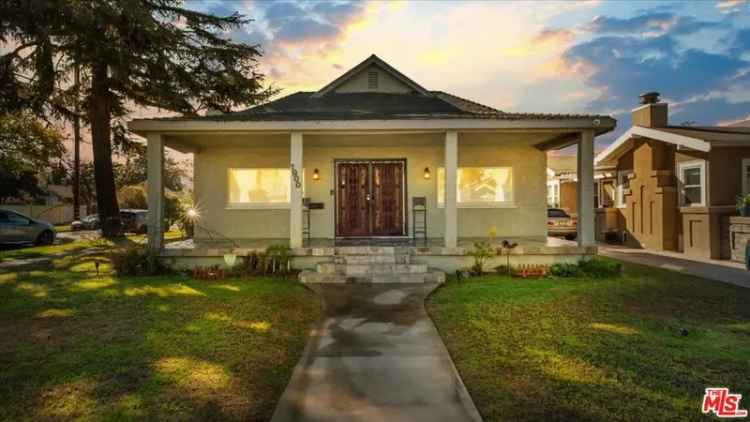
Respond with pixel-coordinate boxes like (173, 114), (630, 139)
(147, 133), (164, 251)
(577, 129), (595, 247)
(290, 132), (304, 248)
(445, 131), (458, 248)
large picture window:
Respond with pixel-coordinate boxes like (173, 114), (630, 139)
(228, 168), (291, 208)
(678, 160), (705, 207)
(437, 167), (514, 207)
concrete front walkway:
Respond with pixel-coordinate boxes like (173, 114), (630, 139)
(271, 283), (483, 422)
(599, 245), (750, 289)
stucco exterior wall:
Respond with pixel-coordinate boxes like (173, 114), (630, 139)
(192, 133), (547, 240)
(619, 140), (679, 250)
(559, 181), (577, 215)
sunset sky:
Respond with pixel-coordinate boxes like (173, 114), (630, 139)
(66, 0), (750, 158)
(181, 0), (750, 145)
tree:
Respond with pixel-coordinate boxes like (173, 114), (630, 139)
(0, 112), (65, 203)
(0, 0), (275, 236)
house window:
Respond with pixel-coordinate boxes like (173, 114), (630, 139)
(616, 170), (633, 208)
(678, 160), (706, 207)
(227, 168), (292, 208)
(547, 180), (560, 207)
(367, 71), (378, 90)
(742, 158), (750, 195)
(437, 167), (514, 207)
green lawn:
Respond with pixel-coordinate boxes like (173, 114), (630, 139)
(428, 261), (750, 421)
(0, 244), (320, 421)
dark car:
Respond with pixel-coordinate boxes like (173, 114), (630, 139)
(547, 208), (577, 240)
(120, 209), (148, 234)
(0, 209), (56, 245)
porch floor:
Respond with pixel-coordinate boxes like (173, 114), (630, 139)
(162, 236), (595, 257)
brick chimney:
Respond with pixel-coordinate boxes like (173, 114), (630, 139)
(631, 91), (668, 128)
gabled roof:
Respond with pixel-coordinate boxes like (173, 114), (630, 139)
(314, 54), (430, 97)
(130, 54), (616, 136)
(595, 125), (750, 166)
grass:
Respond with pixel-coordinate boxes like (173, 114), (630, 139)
(0, 230), (184, 263)
(54, 224), (72, 233)
(0, 241), (320, 421)
(428, 260), (750, 421)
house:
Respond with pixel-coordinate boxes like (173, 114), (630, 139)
(547, 156), (616, 214)
(595, 92), (750, 260)
(128, 54), (615, 273)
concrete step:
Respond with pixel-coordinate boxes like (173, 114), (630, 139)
(317, 263), (428, 275)
(333, 254), (410, 265)
(299, 269), (445, 284)
(334, 246), (397, 255)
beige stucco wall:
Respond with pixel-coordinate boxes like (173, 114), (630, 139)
(192, 133), (548, 240)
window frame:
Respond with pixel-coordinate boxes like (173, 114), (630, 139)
(437, 166), (516, 208)
(616, 170), (633, 209)
(678, 160), (706, 207)
(226, 167), (295, 210)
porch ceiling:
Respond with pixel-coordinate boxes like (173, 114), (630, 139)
(162, 130), (582, 153)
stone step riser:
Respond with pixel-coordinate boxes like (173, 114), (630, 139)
(299, 270), (446, 284)
(317, 263), (429, 275)
(334, 246), (398, 255)
(334, 255), (411, 264)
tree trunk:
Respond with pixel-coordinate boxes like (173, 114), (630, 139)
(89, 62), (121, 237)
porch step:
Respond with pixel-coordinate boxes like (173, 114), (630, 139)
(299, 247), (444, 284)
(333, 254), (410, 264)
(317, 263), (428, 275)
(299, 269), (445, 284)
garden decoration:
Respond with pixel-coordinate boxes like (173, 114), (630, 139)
(498, 240), (518, 275)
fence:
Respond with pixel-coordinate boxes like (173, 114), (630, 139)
(0, 204), (88, 225)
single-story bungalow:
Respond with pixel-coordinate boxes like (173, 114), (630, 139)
(595, 92), (750, 260)
(129, 54), (615, 276)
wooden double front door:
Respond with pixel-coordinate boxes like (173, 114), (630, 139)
(336, 160), (406, 237)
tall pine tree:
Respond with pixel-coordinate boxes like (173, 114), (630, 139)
(0, 0), (274, 236)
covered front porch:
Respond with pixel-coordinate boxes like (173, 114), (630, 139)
(135, 119), (607, 261)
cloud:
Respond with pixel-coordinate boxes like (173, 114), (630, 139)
(717, 0), (748, 14)
(587, 12), (720, 36)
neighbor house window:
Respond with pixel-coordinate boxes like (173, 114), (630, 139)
(547, 180), (560, 207)
(437, 167), (514, 207)
(616, 170), (633, 208)
(743, 158), (750, 195)
(678, 160), (706, 207)
(227, 168), (291, 208)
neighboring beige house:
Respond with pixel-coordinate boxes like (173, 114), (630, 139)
(547, 156), (616, 215)
(129, 55), (615, 272)
(595, 92), (750, 260)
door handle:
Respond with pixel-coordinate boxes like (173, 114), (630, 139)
(366, 194), (371, 201)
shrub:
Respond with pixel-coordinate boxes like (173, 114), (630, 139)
(578, 258), (622, 278)
(110, 246), (169, 276)
(549, 262), (581, 278)
(549, 258), (622, 278)
(468, 240), (494, 275)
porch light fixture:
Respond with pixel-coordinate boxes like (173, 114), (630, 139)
(185, 207), (199, 222)
(423, 167), (431, 180)
(312, 168), (320, 181)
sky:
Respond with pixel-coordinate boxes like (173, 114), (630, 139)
(182, 0), (750, 149)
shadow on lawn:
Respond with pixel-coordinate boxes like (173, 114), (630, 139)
(0, 248), (318, 421)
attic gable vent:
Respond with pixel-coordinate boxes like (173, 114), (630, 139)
(367, 70), (378, 90)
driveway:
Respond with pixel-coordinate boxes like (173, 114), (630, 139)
(271, 283), (482, 422)
(599, 245), (750, 289)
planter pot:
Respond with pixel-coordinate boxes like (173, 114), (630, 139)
(741, 205), (750, 217)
